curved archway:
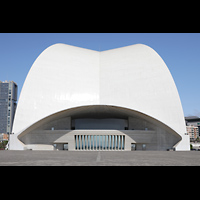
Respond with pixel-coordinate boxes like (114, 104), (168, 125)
(18, 105), (182, 151)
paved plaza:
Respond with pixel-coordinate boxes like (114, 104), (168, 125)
(0, 150), (200, 166)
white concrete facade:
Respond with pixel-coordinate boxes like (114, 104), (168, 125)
(10, 43), (190, 151)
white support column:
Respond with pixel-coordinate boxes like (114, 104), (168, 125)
(108, 135), (109, 150)
(109, 135), (112, 151)
(77, 135), (79, 150)
(74, 135), (76, 150)
(114, 135), (116, 150)
(122, 135), (125, 150)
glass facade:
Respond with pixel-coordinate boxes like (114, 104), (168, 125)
(73, 118), (128, 130)
(75, 135), (125, 151)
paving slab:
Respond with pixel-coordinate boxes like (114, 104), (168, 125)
(0, 151), (200, 166)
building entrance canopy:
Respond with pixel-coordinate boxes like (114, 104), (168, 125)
(16, 105), (181, 151)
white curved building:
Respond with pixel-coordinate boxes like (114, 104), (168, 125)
(10, 43), (190, 151)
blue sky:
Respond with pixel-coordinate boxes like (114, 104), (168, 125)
(0, 33), (200, 117)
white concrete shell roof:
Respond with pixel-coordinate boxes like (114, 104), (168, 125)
(11, 43), (189, 150)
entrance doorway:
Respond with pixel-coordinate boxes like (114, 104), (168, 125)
(74, 135), (125, 151)
(63, 143), (68, 150)
(131, 143), (136, 151)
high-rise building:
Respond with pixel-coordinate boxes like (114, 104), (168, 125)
(0, 81), (17, 134)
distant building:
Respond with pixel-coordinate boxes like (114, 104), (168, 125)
(185, 116), (200, 141)
(186, 125), (199, 141)
(185, 116), (200, 127)
(0, 133), (8, 141)
(0, 81), (17, 134)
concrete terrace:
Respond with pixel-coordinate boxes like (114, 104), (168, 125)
(0, 151), (200, 166)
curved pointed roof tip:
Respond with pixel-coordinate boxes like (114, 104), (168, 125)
(10, 43), (190, 150)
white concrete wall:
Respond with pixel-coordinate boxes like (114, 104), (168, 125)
(12, 44), (100, 135)
(10, 43), (189, 150)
